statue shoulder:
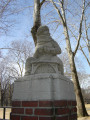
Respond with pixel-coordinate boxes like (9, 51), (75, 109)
(51, 39), (61, 53)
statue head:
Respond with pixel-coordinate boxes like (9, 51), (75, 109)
(36, 26), (51, 43)
(37, 26), (50, 36)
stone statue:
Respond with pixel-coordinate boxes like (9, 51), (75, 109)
(25, 26), (64, 76)
(12, 26), (76, 119)
(34, 26), (61, 58)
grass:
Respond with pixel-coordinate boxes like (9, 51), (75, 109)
(0, 104), (90, 120)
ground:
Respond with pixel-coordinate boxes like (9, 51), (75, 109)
(78, 104), (90, 120)
(0, 104), (90, 120)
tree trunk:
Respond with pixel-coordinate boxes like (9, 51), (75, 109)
(63, 25), (88, 117)
(31, 0), (41, 46)
(70, 53), (88, 117)
(61, 1), (88, 115)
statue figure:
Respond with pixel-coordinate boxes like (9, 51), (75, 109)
(25, 26), (64, 75)
(34, 26), (61, 58)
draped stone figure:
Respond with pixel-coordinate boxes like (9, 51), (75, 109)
(25, 26), (64, 76)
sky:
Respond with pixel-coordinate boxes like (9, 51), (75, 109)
(0, 0), (90, 77)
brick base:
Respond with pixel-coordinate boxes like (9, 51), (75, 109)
(10, 100), (77, 120)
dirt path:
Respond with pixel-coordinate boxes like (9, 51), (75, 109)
(78, 116), (90, 120)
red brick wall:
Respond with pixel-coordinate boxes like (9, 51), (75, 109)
(10, 100), (77, 120)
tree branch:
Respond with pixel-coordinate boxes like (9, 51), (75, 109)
(84, 18), (89, 41)
(73, 0), (85, 56)
(50, 0), (65, 25)
(40, 0), (46, 8)
(84, 16), (90, 58)
(0, 0), (11, 18)
(80, 46), (90, 66)
(0, 47), (24, 52)
(68, 26), (90, 65)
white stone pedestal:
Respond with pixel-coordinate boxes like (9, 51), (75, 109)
(12, 73), (75, 101)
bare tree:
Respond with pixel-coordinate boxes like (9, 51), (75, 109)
(0, 40), (33, 106)
(0, 0), (17, 34)
(6, 40), (33, 77)
(48, 0), (88, 117)
(0, 56), (11, 106)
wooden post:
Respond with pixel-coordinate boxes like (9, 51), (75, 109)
(3, 107), (6, 119)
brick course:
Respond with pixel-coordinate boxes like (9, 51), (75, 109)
(12, 101), (22, 107)
(39, 101), (53, 107)
(54, 100), (67, 107)
(35, 108), (53, 115)
(10, 115), (20, 120)
(22, 101), (38, 107)
(25, 108), (33, 115)
(39, 117), (53, 120)
(12, 108), (24, 114)
(21, 116), (38, 120)
(11, 100), (77, 120)
(56, 108), (70, 115)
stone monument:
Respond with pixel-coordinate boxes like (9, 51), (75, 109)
(11, 26), (77, 120)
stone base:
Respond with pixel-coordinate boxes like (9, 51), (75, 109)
(11, 73), (77, 120)
(10, 100), (77, 120)
(12, 73), (76, 101)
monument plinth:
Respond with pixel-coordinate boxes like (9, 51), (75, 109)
(11, 26), (77, 120)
